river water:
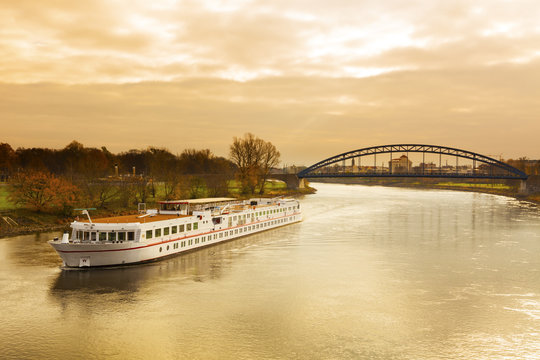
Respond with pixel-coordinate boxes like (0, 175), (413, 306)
(1, 183), (540, 359)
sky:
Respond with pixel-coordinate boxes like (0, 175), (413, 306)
(1, 0), (539, 165)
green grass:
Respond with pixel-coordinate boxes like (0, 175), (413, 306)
(0, 185), (14, 210)
(436, 182), (512, 190)
(226, 179), (287, 196)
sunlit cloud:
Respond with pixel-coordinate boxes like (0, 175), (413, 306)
(0, 0), (539, 161)
(1, 0), (539, 83)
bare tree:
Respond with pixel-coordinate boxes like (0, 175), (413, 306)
(257, 141), (280, 194)
(229, 133), (281, 195)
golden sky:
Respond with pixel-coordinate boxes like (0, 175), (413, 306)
(1, 0), (539, 164)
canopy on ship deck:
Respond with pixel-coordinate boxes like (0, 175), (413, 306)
(159, 197), (236, 205)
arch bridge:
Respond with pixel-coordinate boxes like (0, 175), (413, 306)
(297, 144), (528, 180)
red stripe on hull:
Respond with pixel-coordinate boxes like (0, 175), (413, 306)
(55, 212), (301, 254)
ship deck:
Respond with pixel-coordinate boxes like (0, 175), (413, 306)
(80, 213), (191, 224)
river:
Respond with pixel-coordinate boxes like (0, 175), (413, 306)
(1, 183), (540, 359)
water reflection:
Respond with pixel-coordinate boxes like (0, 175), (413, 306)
(50, 225), (300, 295)
(2, 184), (540, 359)
(51, 265), (156, 293)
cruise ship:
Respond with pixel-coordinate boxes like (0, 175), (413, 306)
(49, 197), (302, 268)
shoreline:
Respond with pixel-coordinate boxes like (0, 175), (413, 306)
(0, 186), (316, 239)
(4, 181), (536, 239)
(310, 179), (540, 206)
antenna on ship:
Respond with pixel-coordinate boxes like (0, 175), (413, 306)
(74, 208), (96, 224)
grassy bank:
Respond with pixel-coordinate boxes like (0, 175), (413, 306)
(311, 178), (540, 205)
(0, 184), (13, 210)
(0, 180), (315, 238)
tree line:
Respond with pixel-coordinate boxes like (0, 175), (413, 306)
(506, 158), (540, 176)
(0, 133), (281, 214)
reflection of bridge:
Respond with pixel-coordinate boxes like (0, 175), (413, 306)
(297, 144), (528, 180)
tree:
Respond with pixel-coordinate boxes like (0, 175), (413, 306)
(0, 143), (17, 180)
(81, 179), (119, 209)
(229, 133), (281, 194)
(9, 171), (80, 214)
(256, 141), (280, 194)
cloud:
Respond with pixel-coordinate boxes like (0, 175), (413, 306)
(1, 0), (540, 83)
(1, 0), (539, 163)
(1, 60), (539, 163)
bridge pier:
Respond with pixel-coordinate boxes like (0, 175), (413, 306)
(268, 174), (302, 189)
(519, 180), (528, 194)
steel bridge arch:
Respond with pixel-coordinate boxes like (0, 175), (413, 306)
(297, 144), (528, 180)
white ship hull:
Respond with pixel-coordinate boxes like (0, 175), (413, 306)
(50, 197), (302, 268)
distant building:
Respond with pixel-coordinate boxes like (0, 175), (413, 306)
(389, 155), (412, 173)
(282, 165), (307, 174)
(417, 162), (438, 174)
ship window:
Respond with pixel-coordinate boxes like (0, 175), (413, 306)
(171, 226), (177, 234)
(128, 232), (135, 241)
(219, 233), (223, 238)
(155, 228), (162, 237)
(182, 241), (185, 247)
(118, 232), (126, 241)
(179, 224), (185, 232)
(146, 230), (152, 239)
(234, 216), (237, 221)
(99, 232), (107, 241)
(109, 232), (116, 241)
(159, 247), (162, 252)
(91, 232), (97, 241)
(164, 227), (170, 236)
(193, 222), (198, 230)
(187, 223), (192, 231)
(235, 229), (238, 234)
(214, 234), (217, 239)
(167, 245), (169, 250)
(195, 238), (199, 244)
(77, 231), (83, 240)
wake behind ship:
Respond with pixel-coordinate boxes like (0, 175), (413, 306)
(49, 197), (302, 268)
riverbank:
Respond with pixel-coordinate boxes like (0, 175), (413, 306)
(0, 183), (316, 239)
(310, 178), (540, 205)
